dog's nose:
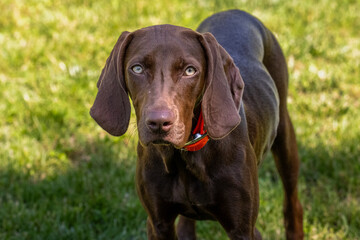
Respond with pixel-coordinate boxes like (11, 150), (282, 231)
(146, 109), (175, 133)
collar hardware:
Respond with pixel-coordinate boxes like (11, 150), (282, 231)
(182, 109), (209, 151)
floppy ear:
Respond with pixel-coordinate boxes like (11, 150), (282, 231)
(198, 32), (245, 139)
(90, 31), (133, 136)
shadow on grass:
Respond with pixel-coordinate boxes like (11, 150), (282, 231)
(1, 133), (359, 239)
(0, 135), (147, 240)
(258, 134), (360, 239)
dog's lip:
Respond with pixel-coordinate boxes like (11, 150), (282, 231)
(150, 139), (184, 148)
(151, 139), (172, 145)
(143, 137), (185, 149)
(139, 127), (189, 148)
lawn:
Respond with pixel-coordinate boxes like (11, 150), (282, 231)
(0, 0), (359, 239)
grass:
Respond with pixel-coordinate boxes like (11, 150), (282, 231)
(1, 0), (359, 239)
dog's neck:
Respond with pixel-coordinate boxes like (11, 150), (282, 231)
(151, 143), (210, 182)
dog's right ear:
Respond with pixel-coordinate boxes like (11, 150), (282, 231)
(90, 31), (133, 136)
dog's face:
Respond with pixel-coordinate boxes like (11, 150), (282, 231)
(90, 25), (244, 148)
(124, 26), (206, 147)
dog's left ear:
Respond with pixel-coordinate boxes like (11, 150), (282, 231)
(90, 31), (133, 136)
(198, 32), (245, 139)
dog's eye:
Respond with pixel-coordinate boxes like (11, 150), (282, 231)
(184, 66), (196, 76)
(132, 65), (143, 74)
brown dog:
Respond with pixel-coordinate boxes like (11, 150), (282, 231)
(90, 10), (304, 240)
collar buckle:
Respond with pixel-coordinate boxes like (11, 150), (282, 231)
(182, 133), (209, 152)
(181, 108), (209, 152)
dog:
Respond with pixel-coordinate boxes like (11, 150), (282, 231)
(90, 9), (304, 240)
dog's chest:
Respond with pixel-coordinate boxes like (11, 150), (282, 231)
(143, 147), (221, 220)
(170, 172), (216, 219)
(173, 174), (211, 203)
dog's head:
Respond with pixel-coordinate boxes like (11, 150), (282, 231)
(90, 25), (244, 148)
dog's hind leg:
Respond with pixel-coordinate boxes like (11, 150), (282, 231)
(271, 111), (304, 240)
(264, 32), (304, 240)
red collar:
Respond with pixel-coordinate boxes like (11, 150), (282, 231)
(182, 110), (209, 151)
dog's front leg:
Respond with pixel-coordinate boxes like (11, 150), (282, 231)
(147, 216), (177, 240)
(136, 153), (178, 239)
(213, 187), (262, 240)
(141, 190), (178, 239)
(209, 148), (262, 240)
(137, 177), (178, 240)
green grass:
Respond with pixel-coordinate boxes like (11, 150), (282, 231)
(1, 0), (359, 239)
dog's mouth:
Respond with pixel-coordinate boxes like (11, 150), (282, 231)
(151, 139), (172, 145)
(140, 133), (188, 149)
(147, 137), (186, 149)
